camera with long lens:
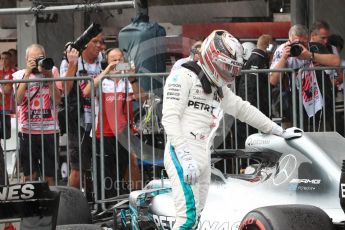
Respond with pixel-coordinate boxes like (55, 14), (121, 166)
(289, 42), (303, 57)
(69, 23), (102, 52)
(32, 56), (54, 74)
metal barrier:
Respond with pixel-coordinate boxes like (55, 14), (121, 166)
(95, 72), (167, 210)
(0, 67), (344, 211)
(232, 67), (345, 145)
(0, 76), (93, 186)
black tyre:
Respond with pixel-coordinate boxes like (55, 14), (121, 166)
(56, 224), (101, 230)
(50, 186), (92, 225)
(239, 204), (334, 230)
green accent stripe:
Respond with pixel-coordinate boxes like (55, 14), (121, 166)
(129, 205), (140, 230)
(170, 145), (197, 229)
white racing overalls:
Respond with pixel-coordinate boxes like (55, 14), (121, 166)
(162, 66), (276, 230)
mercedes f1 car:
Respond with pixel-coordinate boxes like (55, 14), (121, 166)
(1, 131), (345, 230)
(118, 130), (345, 230)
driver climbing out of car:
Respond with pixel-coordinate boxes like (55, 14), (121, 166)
(162, 30), (301, 230)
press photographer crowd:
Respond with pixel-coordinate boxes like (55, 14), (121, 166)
(0, 18), (345, 229)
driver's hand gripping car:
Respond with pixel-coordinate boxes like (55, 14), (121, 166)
(271, 126), (303, 139)
(162, 30), (288, 230)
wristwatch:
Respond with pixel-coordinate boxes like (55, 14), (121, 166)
(309, 51), (315, 61)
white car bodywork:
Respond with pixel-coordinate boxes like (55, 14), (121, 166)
(127, 132), (345, 230)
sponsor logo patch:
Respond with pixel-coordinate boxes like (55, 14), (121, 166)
(188, 100), (215, 113)
(0, 184), (35, 201)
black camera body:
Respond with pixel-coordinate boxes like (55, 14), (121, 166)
(36, 57), (54, 70)
(289, 42), (303, 57)
(32, 56), (54, 74)
(70, 23), (102, 52)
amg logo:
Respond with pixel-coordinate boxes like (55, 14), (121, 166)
(188, 100), (215, 113)
(290, 179), (321, 184)
(0, 184), (35, 201)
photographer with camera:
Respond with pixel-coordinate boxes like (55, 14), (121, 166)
(270, 24), (340, 130)
(60, 24), (104, 189)
(13, 44), (61, 186)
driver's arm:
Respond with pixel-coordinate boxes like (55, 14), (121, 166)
(220, 86), (275, 134)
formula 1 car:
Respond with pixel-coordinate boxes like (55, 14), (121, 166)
(2, 131), (345, 230)
(117, 130), (345, 230)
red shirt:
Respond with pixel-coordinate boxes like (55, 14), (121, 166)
(95, 78), (134, 138)
(0, 68), (15, 114)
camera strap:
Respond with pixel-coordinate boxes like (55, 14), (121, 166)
(20, 73), (41, 106)
(79, 58), (91, 88)
(79, 58), (87, 76)
(81, 57), (86, 72)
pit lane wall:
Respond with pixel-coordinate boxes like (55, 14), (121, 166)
(0, 67), (344, 211)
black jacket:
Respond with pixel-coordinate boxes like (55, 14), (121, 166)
(237, 48), (270, 117)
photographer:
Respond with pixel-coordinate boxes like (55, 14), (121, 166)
(60, 32), (104, 189)
(270, 24), (340, 130)
(13, 44), (61, 186)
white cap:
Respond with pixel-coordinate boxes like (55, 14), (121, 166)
(242, 42), (256, 61)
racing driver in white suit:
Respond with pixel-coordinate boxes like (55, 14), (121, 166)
(162, 30), (297, 230)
